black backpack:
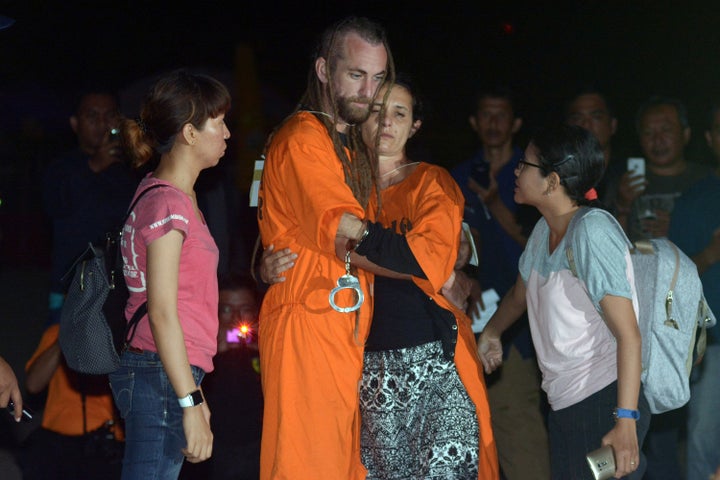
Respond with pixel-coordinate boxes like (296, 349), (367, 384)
(59, 184), (164, 374)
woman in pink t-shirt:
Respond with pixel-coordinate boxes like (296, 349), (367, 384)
(109, 70), (231, 479)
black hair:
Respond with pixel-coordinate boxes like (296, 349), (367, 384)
(565, 85), (615, 118)
(72, 88), (119, 115)
(530, 125), (605, 206)
(392, 73), (424, 123)
(218, 272), (260, 302)
(123, 69), (231, 168)
(471, 85), (520, 118)
(635, 95), (689, 133)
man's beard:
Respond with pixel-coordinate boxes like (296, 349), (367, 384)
(336, 95), (372, 125)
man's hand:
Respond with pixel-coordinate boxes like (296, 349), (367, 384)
(466, 278), (485, 321)
(0, 356), (22, 422)
(468, 176), (499, 205)
(441, 270), (471, 311)
(640, 209), (671, 238)
(88, 129), (123, 173)
(616, 171), (647, 212)
(259, 245), (297, 284)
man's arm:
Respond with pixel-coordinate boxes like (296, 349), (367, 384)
(25, 340), (62, 395)
(467, 177), (527, 247)
(691, 228), (720, 275)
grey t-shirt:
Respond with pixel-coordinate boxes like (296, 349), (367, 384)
(626, 162), (712, 241)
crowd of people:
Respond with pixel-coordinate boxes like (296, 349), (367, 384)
(1, 13), (719, 480)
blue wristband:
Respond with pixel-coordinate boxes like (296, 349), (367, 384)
(613, 407), (640, 421)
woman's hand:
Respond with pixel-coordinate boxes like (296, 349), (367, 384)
(182, 402), (213, 463)
(601, 419), (639, 478)
(441, 270), (471, 310)
(260, 245), (297, 284)
(478, 325), (503, 374)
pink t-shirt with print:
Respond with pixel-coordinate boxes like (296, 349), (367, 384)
(122, 177), (219, 373)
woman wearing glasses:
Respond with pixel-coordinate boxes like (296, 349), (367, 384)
(478, 125), (650, 479)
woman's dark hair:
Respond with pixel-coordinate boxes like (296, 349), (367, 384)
(393, 73), (424, 123)
(530, 125), (605, 206)
(123, 69), (231, 168)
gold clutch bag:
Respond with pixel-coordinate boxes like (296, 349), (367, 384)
(586, 445), (616, 480)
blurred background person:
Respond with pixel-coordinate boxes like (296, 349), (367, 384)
(667, 101), (720, 480)
(451, 85), (548, 480)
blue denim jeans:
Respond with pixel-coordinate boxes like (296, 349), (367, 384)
(109, 350), (205, 480)
(687, 343), (720, 480)
(548, 381), (651, 480)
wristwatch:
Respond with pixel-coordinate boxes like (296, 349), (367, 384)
(178, 389), (204, 408)
(613, 407), (640, 421)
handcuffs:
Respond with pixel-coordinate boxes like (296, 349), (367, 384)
(329, 250), (364, 313)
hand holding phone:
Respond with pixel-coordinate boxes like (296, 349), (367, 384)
(6, 401), (33, 422)
(627, 157), (646, 189)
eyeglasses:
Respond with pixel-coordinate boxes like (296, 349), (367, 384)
(517, 159), (545, 172)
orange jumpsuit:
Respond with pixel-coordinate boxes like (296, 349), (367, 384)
(26, 325), (119, 436)
(368, 162), (499, 480)
(257, 111), (373, 480)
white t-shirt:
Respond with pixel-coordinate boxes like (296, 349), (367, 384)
(519, 209), (638, 410)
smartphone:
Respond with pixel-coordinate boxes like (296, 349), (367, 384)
(6, 401), (33, 422)
(108, 127), (120, 142)
(627, 157), (646, 187)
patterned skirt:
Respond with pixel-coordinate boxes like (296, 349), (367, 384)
(360, 340), (479, 479)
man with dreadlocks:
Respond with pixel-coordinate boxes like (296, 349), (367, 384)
(256, 17), (393, 479)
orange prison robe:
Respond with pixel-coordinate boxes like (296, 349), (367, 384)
(26, 325), (121, 437)
(368, 162), (500, 479)
(257, 111), (373, 480)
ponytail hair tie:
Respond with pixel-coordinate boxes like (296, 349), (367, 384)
(584, 188), (598, 201)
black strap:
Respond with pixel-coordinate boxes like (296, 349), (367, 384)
(124, 301), (147, 346)
(123, 183), (168, 225)
(120, 183), (167, 348)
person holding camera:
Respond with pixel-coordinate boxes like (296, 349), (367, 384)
(20, 89), (137, 480)
(451, 86), (549, 480)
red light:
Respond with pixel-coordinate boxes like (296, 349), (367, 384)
(502, 23), (514, 35)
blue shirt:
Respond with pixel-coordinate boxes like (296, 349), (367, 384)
(668, 173), (720, 343)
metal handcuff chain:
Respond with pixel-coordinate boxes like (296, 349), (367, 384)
(329, 250), (364, 313)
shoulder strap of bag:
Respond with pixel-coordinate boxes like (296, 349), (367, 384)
(565, 206), (632, 277)
(564, 206), (592, 277)
(119, 183), (168, 347)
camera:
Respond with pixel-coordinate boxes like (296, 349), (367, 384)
(226, 324), (255, 344)
(108, 128), (120, 142)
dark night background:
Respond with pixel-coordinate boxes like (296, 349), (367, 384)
(0, 0), (719, 469)
(1, 1), (720, 265)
